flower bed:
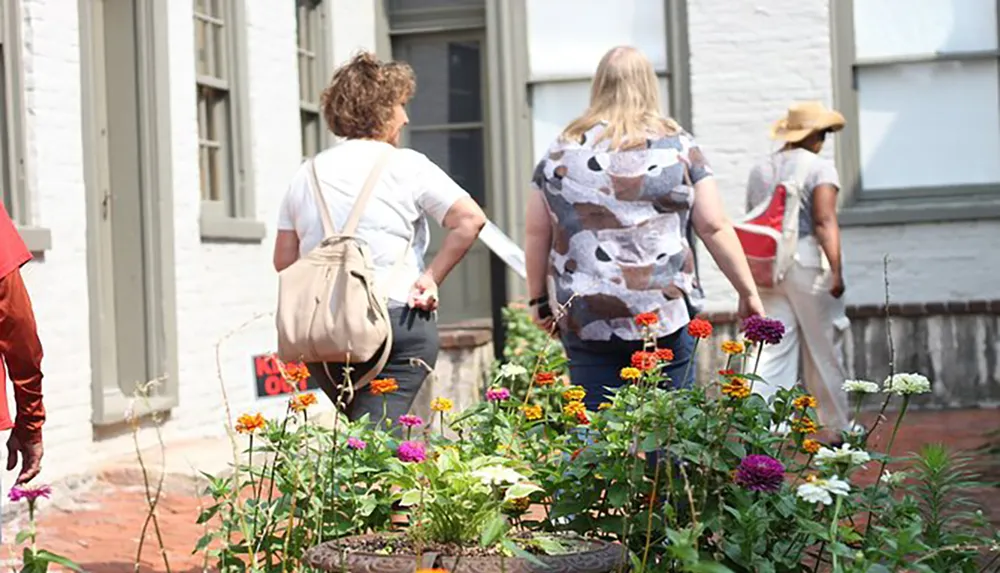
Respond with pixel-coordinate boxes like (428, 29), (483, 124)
(196, 313), (999, 572)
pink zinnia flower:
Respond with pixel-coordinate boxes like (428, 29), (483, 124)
(485, 387), (511, 402)
(397, 440), (427, 463)
(346, 437), (367, 451)
(8, 485), (52, 503)
(398, 414), (424, 428)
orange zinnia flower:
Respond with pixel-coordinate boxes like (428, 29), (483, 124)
(802, 439), (821, 454)
(631, 351), (659, 371)
(654, 348), (674, 362)
(370, 378), (399, 396)
(289, 393), (318, 412)
(235, 412), (266, 434)
(534, 371), (556, 386)
(793, 416), (818, 435)
(792, 395), (818, 410)
(687, 318), (713, 339)
(282, 362), (311, 383)
(634, 312), (659, 327)
(563, 401), (586, 417)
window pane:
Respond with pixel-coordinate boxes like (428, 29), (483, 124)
(0, 48), (11, 216)
(526, 0), (667, 78)
(854, 0), (997, 60)
(857, 59), (1000, 191)
(409, 129), (486, 207)
(392, 37), (482, 126)
(389, 0), (482, 10)
(530, 78), (671, 162)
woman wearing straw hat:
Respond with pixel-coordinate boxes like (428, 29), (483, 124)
(745, 101), (852, 444)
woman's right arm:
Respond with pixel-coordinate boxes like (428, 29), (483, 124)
(690, 176), (764, 319)
(525, 189), (554, 329)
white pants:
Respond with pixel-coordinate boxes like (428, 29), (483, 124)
(754, 239), (851, 432)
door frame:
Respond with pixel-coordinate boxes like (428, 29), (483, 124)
(79, 0), (178, 425)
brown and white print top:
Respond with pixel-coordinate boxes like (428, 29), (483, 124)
(533, 122), (713, 342)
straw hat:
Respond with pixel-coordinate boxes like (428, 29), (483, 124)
(769, 101), (845, 142)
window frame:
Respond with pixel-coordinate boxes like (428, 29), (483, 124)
(830, 0), (1000, 226)
(193, 0), (263, 242)
(1, 0), (50, 252)
(297, 0), (332, 159)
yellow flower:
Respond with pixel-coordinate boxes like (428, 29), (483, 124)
(721, 378), (751, 399)
(792, 395), (818, 410)
(721, 340), (745, 355)
(619, 367), (642, 381)
(370, 378), (399, 396)
(793, 416), (818, 435)
(802, 439), (821, 455)
(521, 404), (543, 421)
(235, 412), (266, 434)
(505, 496), (532, 513)
(598, 402), (612, 411)
(563, 401), (586, 417)
(562, 386), (586, 402)
(430, 397), (454, 412)
(289, 393), (318, 413)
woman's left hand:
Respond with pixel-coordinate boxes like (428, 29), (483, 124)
(738, 293), (765, 320)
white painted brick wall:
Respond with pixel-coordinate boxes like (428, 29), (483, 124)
(689, 0), (1000, 310)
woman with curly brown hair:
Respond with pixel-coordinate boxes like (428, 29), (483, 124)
(273, 52), (486, 424)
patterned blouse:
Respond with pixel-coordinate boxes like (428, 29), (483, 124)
(532, 123), (713, 342)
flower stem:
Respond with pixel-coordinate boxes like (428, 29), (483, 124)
(681, 339), (700, 388)
(863, 395), (909, 539)
(829, 496), (843, 572)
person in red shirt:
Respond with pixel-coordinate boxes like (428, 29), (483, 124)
(0, 203), (45, 485)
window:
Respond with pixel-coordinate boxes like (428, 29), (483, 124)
(525, 0), (690, 161)
(832, 0), (1000, 224)
(297, 0), (330, 158)
(193, 0), (262, 241)
(1, 0), (49, 252)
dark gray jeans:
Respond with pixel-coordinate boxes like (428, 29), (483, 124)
(306, 306), (439, 427)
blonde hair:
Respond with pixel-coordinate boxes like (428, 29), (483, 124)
(561, 46), (682, 150)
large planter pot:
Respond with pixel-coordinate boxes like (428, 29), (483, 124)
(305, 533), (627, 573)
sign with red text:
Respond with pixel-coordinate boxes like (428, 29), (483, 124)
(253, 355), (318, 399)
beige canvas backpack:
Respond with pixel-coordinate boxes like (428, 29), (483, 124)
(276, 147), (406, 391)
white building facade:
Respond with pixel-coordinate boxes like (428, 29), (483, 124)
(2, 0), (997, 482)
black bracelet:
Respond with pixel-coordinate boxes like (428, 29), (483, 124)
(528, 294), (549, 307)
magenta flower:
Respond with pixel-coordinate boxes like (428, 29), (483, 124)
(734, 455), (785, 492)
(742, 315), (786, 346)
(8, 485), (52, 503)
(397, 440), (427, 463)
(346, 437), (367, 451)
(485, 387), (511, 402)
(398, 414), (424, 428)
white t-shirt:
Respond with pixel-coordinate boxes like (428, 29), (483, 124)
(277, 139), (470, 304)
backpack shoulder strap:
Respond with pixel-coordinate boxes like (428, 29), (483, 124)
(342, 147), (394, 236)
(788, 151), (817, 196)
(309, 159), (337, 239)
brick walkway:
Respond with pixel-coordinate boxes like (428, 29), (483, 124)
(2, 408), (998, 572)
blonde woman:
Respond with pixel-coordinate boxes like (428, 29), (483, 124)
(524, 46), (763, 409)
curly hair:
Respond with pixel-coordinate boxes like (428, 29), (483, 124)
(320, 52), (416, 140)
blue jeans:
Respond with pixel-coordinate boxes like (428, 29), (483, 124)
(563, 327), (697, 411)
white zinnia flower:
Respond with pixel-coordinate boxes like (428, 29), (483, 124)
(472, 466), (527, 486)
(769, 422), (790, 437)
(497, 363), (527, 381)
(883, 373), (931, 396)
(797, 475), (850, 506)
(880, 470), (907, 487)
(842, 380), (879, 394)
(814, 443), (871, 468)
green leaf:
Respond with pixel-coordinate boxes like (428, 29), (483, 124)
(15, 530), (32, 545)
(504, 482), (542, 501)
(684, 563), (735, 573)
(33, 550), (83, 572)
(399, 489), (422, 507)
(194, 533), (214, 554)
(480, 512), (509, 547)
(502, 538), (547, 567)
